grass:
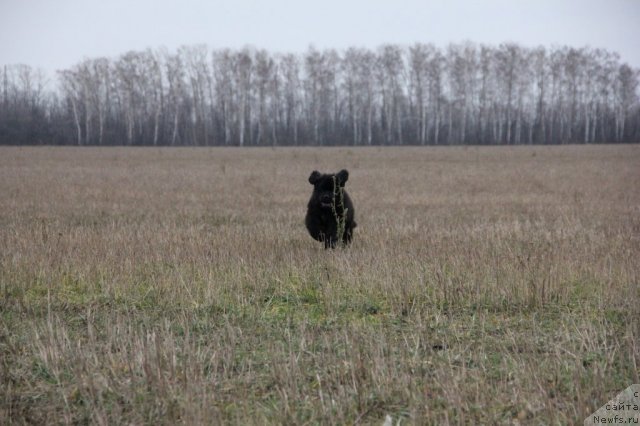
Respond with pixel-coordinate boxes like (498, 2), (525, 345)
(1, 145), (639, 424)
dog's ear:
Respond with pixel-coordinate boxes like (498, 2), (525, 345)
(308, 170), (321, 185)
(336, 169), (349, 186)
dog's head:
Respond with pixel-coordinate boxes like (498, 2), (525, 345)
(308, 169), (349, 210)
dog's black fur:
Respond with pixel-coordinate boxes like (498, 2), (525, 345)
(305, 169), (356, 249)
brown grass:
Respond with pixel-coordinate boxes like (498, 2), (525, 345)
(1, 145), (639, 425)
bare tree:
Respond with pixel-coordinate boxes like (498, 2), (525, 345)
(59, 69), (83, 145)
(213, 49), (235, 145)
(165, 52), (186, 145)
(181, 45), (212, 145)
(4, 42), (640, 146)
(279, 53), (301, 145)
(377, 45), (406, 145)
(408, 44), (433, 145)
(234, 49), (253, 147)
(615, 63), (639, 141)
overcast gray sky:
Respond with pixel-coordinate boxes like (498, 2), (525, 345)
(1, 0), (639, 74)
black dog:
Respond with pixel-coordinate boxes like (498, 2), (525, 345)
(305, 169), (357, 249)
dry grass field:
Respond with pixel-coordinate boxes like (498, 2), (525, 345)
(1, 145), (639, 425)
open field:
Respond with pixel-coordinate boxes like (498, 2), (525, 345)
(1, 145), (639, 424)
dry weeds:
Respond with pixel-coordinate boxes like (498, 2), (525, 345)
(1, 145), (639, 424)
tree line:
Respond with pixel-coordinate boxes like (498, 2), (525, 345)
(1, 42), (639, 146)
